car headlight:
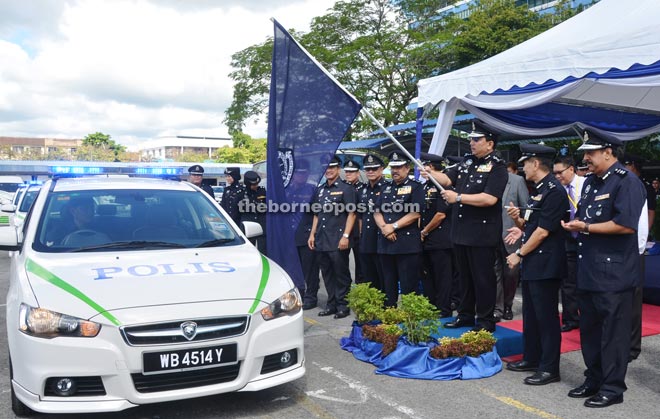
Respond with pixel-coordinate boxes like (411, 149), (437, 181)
(260, 288), (302, 320)
(19, 303), (101, 338)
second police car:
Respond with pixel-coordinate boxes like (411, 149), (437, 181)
(0, 167), (304, 416)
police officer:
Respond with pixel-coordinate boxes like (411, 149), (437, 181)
(562, 132), (645, 408)
(221, 167), (245, 225)
(343, 158), (365, 283)
(308, 156), (357, 319)
(504, 144), (569, 386)
(242, 170), (267, 255)
(427, 122), (508, 332)
(419, 152), (454, 317)
(357, 153), (389, 292)
(374, 151), (425, 307)
(188, 164), (215, 198)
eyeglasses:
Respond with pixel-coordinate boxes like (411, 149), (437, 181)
(553, 166), (571, 176)
(364, 167), (380, 172)
(469, 137), (486, 142)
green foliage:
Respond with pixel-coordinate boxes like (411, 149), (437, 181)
(399, 293), (439, 345)
(211, 132), (266, 164)
(431, 330), (497, 359)
(382, 324), (403, 337)
(80, 132), (126, 162)
(346, 283), (385, 324)
(381, 307), (406, 325)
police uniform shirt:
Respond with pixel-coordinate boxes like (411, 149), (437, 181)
(421, 182), (453, 250)
(644, 181), (657, 212)
(374, 177), (425, 254)
(311, 179), (357, 252)
(445, 152), (508, 247)
(520, 173), (569, 281)
(221, 183), (245, 224)
(358, 178), (389, 253)
(576, 162), (646, 291)
(243, 186), (267, 229)
(201, 184), (215, 198)
(293, 183), (319, 247)
(345, 179), (365, 241)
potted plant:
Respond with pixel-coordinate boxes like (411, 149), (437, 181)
(346, 283), (385, 324)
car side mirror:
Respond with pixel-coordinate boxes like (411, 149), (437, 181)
(242, 221), (263, 239)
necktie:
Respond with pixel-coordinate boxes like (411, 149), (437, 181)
(567, 184), (577, 238)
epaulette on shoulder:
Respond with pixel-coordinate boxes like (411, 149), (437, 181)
(548, 182), (556, 189)
(614, 168), (628, 177)
(492, 154), (504, 163)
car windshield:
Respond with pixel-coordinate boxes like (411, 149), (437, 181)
(33, 188), (243, 252)
(19, 189), (40, 212)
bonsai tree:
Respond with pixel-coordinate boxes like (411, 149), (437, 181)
(346, 283), (385, 324)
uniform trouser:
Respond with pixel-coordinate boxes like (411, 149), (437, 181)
(318, 249), (352, 311)
(379, 253), (420, 307)
(351, 246), (364, 283)
(454, 244), (497, 329)
(451, 249), (461, 307)
(630, 254), (644, 358)
(494, 241), (519, 315)
(578, 288), (633, 397)
(359, 252), (384, 292)
(560, 251), (580, 325)
(299, 246), (320, 305)
(422, 248), (454, 317)
(522, 279), (561, 374)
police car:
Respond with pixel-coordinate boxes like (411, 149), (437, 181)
(1, 183), (42, 229)
(0, 167), (304, 416)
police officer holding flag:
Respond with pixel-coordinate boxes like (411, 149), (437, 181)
(374, 151), (425, 307)
(426, 121), (508, 332)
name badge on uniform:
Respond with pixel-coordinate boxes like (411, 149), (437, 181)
(330, 191), (343, 195)
(594, 193), (610, 201)
(524, 209), (532, 221)
(531, 194), (542, 201)
(397, 186), (412, 195)
(476, 163), (493, 172)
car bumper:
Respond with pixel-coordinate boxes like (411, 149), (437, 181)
(9, 305), (304, 414)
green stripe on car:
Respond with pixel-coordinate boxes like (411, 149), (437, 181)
(25, 258), (121, 326)
(248, 255), (270, 314)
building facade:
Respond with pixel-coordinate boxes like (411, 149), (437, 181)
(0, 137), (82, 159)
(138, 136), (232, 162)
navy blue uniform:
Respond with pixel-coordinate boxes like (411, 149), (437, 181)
(312, 180), (357, 312)
(519, 174), (569, 375)
(357, 178), (388, 292)
(421, 182), (455, 316)
(375, 178), (424, 307)
(243, 186), (267, 254)
(576, 162), (645, 399)
(221, 183), (245, 226)
(445, 152), (508, 331)
(201, 184), (215, 199)
(346, 180), (365, 283)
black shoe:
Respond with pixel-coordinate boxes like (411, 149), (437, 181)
(503, 307), (513, 320)
(444, 318), (475, 329)
(524, 371), (560, 385)
(568, 383), (599, 398)
(506, 360), (539, 372)
(318, 308), (337, 317)
(302, 302), (317, 310)
(584, 393), (623, 408)
(334, 310), (350, 319)
(493, 314), (502, 323)
(561, 323), (578, 332)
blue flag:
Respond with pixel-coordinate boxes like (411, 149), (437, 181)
(266, 19), (362, 290)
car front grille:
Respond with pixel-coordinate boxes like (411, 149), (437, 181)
(121, 316), (250, 346)
(131, 362), (241, 393)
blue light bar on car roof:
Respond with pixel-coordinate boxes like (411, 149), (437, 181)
(134, 167), (183, 176)
(52, 166), (104, 175)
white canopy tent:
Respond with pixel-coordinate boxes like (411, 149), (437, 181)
(417, 0), (660, 154)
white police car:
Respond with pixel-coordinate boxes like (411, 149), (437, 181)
(0, 168), (304, 416)
(1, 183), (42, 229)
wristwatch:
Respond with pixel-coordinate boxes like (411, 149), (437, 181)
(515, 248), (524, 257)
(392, 222), (399, 230)
(342, 233), (349, 238)
(456, 194), (462, 203)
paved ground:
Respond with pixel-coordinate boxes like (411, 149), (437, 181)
(1, 251), (659, 418)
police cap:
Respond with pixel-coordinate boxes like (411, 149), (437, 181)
(327, 155), (341, 168)
(518, 143), (557, 163)
(420, 152), (445, 170)
(243, 170), (261, 186)
(343, 159), (361, 172)
(388, 151), (410, 167)
(467, 121), (498, 143)
(363, 153), (385, 169)
(188, 164), (204, 175)
(577, 130), (623, 151)
(224, 166), (241, 181)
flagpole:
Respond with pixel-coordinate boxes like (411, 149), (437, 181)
(360, 107), (446, 192)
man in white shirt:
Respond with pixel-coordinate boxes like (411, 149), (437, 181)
(553, 157), (583, 332)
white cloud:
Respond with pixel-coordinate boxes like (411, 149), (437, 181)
(0, 0), (336, 151)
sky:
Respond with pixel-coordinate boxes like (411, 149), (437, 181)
(0, 0), (337, 151)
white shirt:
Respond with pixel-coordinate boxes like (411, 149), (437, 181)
(565, 174), (584, 218)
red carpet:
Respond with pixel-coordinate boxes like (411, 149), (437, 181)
(499, 303), (660, 362)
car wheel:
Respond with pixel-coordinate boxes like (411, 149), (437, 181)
(9, 356), (33, 417)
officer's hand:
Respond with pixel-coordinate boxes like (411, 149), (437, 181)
(338, 236), (349, 250)
(561, 219), (584, 232)
(506, 253), (521, 268)
(308, 235), (315, 250)
(386, 232), (397, 242)
(381, 224), (395, 237)
(506, 201), (520, 220)
(504, 227), (522, 245)
(441, 189), (458, 203)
